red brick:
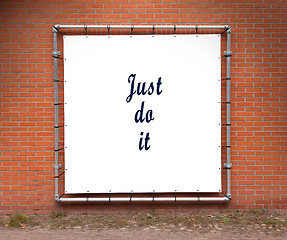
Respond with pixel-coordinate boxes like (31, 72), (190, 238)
(0, 0), (286, 213)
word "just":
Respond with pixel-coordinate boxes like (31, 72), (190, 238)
(126, 74), (163, 103)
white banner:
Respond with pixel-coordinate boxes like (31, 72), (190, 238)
(64, 34), (221, 194)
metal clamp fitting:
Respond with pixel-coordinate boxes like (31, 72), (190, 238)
(224, 50), (232, 57)
(53, 164), (62, 170)
(224, 163), (232, 169)
(52, 51), (61, 57)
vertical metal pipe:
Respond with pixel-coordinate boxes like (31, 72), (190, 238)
(53, 28), (59, 200)
(226, 28), (232, 199)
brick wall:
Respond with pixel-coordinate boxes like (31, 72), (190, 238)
(0, 0), (286, 214)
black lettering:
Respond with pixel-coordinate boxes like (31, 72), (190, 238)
(126, 74), (136, 103)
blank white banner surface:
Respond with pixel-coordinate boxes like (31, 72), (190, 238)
(64, 34), (221, 194)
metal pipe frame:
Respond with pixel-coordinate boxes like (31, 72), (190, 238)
(58, 196), (230, 203)
(226, 28), (232, 199)
(53, 24), (231, 203)
(54, 24), (229, 31)
(53, 27), (59, 201)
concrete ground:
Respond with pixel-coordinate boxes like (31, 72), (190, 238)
(1, 228), (286, 240)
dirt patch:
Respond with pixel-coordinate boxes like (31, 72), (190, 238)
(0, 210), (286, 239)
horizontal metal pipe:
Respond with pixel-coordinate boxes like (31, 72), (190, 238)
(55, 24), (229, 31)
(58, 197), (230, 203)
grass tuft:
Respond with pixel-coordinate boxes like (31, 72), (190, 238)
(8, 213), (28, 228)
(51, 211), (65, 219)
